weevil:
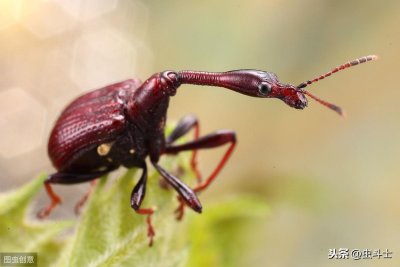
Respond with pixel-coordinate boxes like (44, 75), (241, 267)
(38, 55), (377, 246)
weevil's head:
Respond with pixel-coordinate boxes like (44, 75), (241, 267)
(267, 80), (309, 110)
(221, 70), (309, 109)
(251, 70), (343, 115)
(227, 69), (346, 115)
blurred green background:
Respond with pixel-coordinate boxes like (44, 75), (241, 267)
(0, 0), (399, 266)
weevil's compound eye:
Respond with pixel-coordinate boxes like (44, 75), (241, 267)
(258, 83), (272, 96)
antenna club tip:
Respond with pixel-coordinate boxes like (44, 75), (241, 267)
(338, 109), (347, 118)
(331, 106), (346, 118)
(369, 55), (379, 61)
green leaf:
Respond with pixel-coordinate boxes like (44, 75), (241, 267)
(0, 173), (73, 267)
(186, 196), (269, 267)
(56, 166), (189, 267)
(0, 144), (269, 267)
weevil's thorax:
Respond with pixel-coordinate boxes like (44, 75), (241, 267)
(127, 71), (179, 113)
(124, 71), (181, 160)
(126, 71), (180, 128)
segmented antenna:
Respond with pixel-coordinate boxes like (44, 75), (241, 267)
(297, 55), (378, 89)
(304, 91), (345, 117)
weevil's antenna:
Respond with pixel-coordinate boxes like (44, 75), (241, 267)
(296, 55), (378, 116)
(297, 55), (378, 89)
(303, 91), (345, 117)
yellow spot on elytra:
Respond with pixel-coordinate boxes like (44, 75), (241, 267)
(97, 142), (113, 156)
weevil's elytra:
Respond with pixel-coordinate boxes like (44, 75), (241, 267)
(38, 56), (377, 246)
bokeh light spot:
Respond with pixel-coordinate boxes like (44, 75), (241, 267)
(70, 28), (138, 90)
(19, 1), (75, 38)
(0, 0), (21, 30)
(54, 0), (119, 21)
(0, 88), (46, 158)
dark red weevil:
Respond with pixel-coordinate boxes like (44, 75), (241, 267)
(38, 55), (377, 246)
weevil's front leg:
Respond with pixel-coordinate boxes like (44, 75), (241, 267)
(130, 164), (156, 246)
(152, 162), (202, 214)
(166, 115), (202, 183)
(164, 130), (236, 220)
(37, 170), (113, 219)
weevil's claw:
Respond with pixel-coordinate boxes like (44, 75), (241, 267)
(37, 197), (62, 219)
(37, 208), (50, 219)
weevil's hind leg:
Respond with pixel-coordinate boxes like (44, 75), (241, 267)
(166, 115), (202, 183)
(164, 130), (237, 220)
(37, 170), (112, 219)
(74, 180), (97, 215)
(130, 164), (156, 246)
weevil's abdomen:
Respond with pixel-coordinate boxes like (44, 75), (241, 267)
(48, 79), (141, 171)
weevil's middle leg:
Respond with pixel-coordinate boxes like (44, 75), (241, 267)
(135, 208), (156, 246)
(164, 130), (237, 220)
